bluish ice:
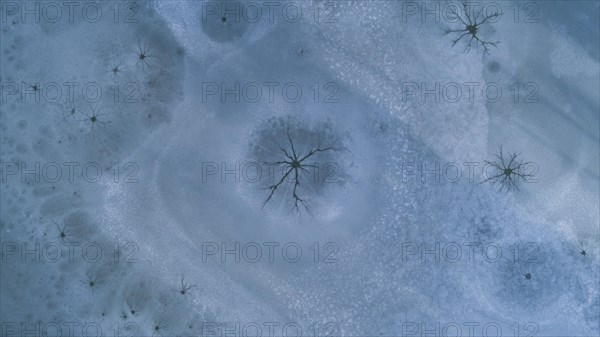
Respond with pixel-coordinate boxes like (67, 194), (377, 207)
(0, 1), (598, 336)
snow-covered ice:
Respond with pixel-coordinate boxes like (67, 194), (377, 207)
(1, 1), (598, 336)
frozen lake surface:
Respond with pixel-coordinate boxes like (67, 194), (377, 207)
(1, 1), (598, 336)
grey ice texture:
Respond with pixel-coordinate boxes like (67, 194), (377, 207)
(0, 1), (599, 336)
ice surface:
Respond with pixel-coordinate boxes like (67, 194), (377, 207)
(1, 1), (598, 336)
